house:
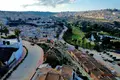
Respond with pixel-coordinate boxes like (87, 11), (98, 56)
(0, 36), (23, 77)
(32, 64), (82, 80)
(71, 50), (117, 80)
(32, 64), (63, 80)
(0, 38), (23, 64)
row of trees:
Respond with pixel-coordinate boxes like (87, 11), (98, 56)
(0, 23), (21, 42)
(72, 38), (94, 49)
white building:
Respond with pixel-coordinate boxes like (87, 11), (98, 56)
(0, 37), (23, 66)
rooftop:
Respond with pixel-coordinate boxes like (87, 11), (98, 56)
(71, 50), (117, 80)
(32, 65), (76, 80)
(34, 68), (64, 80)
(61, 65), (73, 79)
(45, 71), (63, 80)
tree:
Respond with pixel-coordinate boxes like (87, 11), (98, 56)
(14, 29), (21, 42)
(82, 37), (85, 48)
(74, 39), (77, 45)
(0, 23), (3, 35)
(3, 27), (9, 36)
(102, 37), (111, 49)
(67, 28), (72, 33)
(78, 40), (81, 45)
(85, 32), (91, 38)
(94, 43), (101, 52)
(88, 42), (91, 49)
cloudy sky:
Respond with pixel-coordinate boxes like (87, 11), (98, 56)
(0, 0), (120, 12)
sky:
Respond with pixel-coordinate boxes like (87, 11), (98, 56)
(0, 0), (120, 12)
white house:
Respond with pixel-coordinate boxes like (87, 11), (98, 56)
(0, 38), (23, 65)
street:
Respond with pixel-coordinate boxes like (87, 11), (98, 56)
(7, 40), (44, 80)
(58, 26), (75, 48)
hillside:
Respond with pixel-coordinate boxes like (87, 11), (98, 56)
(56, 9), (120, 22)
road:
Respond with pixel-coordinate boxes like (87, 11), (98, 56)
(8, 40), (44, 80)
(58, 26), (92, 80)
(59, 26), (68, 41)
(58, 26), (75, 49)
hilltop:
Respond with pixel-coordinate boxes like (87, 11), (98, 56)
(56, 9), (120, 22)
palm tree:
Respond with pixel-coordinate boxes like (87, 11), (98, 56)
(14, 29), (21, 42)
(3, 27), (9, 36)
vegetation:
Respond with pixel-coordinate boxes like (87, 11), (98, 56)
(0, 23), (9, 36)
(99, 31), (110, 35)
(0, 24), (17, 40)
(37, 43), (50, 53)
(14, 29), (21, 42)
(1, 35), (16, 39)
(63, 17), (120, 52)
(0, 23), (3, 35)
(63, 23), (95, 49)
(3, 27), (9, 36)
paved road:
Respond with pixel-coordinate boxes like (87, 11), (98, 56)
(58, 26), (75, 49)
(59, 26), (68, 41)
(8, 40), (44, 80)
